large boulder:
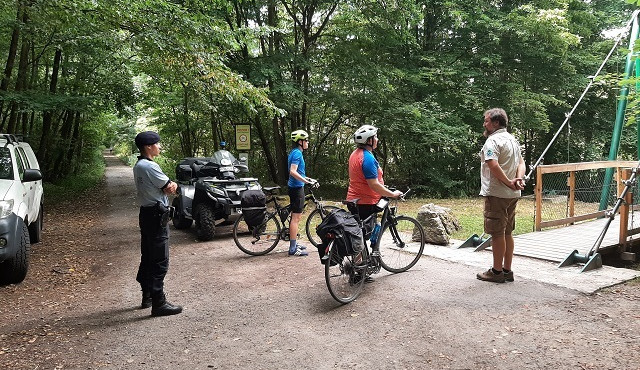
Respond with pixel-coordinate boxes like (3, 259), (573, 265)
(415, 204), (461, 245)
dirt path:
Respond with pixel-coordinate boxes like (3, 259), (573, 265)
(1, 155), (640, 369)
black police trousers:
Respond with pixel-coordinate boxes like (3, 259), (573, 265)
(136, 206), (169, 298)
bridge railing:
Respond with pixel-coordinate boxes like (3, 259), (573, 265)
(534, 161), (638, 234)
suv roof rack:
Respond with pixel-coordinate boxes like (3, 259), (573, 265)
(0, 134), (20, 144)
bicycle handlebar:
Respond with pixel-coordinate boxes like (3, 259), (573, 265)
(382, 188), (410, 201)
(400, 188), (411, 200)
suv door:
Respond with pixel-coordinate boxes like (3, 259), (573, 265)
(13, 147), (35, 224)
(19, 143), (43, 209)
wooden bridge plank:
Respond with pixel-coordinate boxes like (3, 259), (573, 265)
(507, 212), (637, 262)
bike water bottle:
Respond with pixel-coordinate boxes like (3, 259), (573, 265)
(370, 223), (381, 245)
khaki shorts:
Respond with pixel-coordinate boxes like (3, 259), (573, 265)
(483, 196), (519, 236)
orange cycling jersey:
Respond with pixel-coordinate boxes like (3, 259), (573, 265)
(347, 148), (384, 205)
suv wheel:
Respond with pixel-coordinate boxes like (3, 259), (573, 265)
(28, 203), (43, 243)
(172, 197), (192, 229)
(195, 204), (216, 241)
(0, 222), (30, 284)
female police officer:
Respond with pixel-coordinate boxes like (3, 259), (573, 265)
(133, 131), (182, 316)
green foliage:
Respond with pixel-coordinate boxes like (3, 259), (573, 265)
(2, 0), (637, 196)
(154, 155), (178, 182)
(43, 148), (106, 205)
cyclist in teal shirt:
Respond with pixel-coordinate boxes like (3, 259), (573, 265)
(287, 130), (315, 256)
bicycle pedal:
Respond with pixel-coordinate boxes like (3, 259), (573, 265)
(364, 276), (375, 283)
(370, 250), (380, 257)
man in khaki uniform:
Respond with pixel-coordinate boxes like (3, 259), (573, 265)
(477, 108), (525, 283)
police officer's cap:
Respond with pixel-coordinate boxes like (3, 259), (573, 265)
(135, 131), (161, 148)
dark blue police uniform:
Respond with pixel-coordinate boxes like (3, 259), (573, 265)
(133, 131), (182, 316)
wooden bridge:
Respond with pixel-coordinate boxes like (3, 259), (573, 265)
(511, 161), (640, 263)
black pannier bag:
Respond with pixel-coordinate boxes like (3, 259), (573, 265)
(176, 157), (218, 180)
(176, 163), (193, 181)
(176, 158), (199, 181)
(315, 209), (363, 264)
(241, 189), (267, 228)
(191, 161), (218, 178)
(176, 157), (221, 180)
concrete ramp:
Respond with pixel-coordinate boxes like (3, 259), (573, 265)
(418, 241), (640, 294)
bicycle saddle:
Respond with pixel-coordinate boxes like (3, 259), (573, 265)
(262, 186), (280, 194)
(342, 199), (360, 206)
(342, 199), (359, 215)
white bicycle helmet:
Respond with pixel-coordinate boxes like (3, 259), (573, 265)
(353, 125), (378, 144)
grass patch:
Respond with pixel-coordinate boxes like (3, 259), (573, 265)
(362, 197), (536, 240)
(43, 149), (106, 205)
(46, 149), (537, 242)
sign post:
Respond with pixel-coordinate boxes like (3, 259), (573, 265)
(235, 124), (251, 168)
(235, 125), (251, 151)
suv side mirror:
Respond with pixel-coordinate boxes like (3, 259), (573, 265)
(23, 169), (42, 182)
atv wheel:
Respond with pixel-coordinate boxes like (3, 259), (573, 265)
(195, 204), (216, 241)
(172, 197), (193, 229)
(0, 222), (30, 284)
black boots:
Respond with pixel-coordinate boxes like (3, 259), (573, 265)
(140, 291), (152, 309)
(151, 293), (183, 317)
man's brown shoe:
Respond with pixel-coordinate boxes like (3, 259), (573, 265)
(504, 270), (514, 282)
(476, 268), (505, 283)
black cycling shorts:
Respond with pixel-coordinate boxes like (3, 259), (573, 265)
(288, 186), (305, 213)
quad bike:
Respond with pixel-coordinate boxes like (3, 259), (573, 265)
(172, 147), (261, 241)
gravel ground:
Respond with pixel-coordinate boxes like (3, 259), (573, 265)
(1, 155), (640, 370)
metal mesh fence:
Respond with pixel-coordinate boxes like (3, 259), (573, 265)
(537, 169), (619, 226)
(630, 179), (640, 231)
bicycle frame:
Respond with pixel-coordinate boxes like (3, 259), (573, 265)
(324, 189), (424, 304)
(266, 196), (291, 225)
(266, 186), (326, 227)
(347, 194), (404, 267)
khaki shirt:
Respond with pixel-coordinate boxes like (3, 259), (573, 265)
(479, 128), (522, 199)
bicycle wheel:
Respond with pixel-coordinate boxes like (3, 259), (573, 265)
(325, 240), (367, 304)
(305, 205), (341, 247)
(378, 215), (425, 273)
(233, 213), (281, 256)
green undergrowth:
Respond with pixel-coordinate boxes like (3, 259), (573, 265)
(391, 197), (535, 240)
(321, 196), (534, 240)
(43, 149), (106, 205)
(105, 150), (539, 241)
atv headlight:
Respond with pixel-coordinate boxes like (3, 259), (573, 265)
(0, 200), (14, 218)
(207, 185), (226, 197)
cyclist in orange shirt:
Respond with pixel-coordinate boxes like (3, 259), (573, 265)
(346, 125), (402, 253)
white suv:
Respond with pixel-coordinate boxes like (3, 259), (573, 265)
(0, 134), (43, 284)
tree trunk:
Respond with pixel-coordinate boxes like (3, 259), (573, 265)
(0, 1), (22, 120)
(181, 83), (193, 156)
(209, 107), (219, 152)
(37, 48), (61, 162)
(28, 111), (34, 136)
(273, 116), (288, 186)
(254, 117), (278, 183)
(0, 105), (9, 131)
(23, 43), (38, 136)
(7, 11), (30, 134)
(65, 112), (81, 175)
(52, 109), (75, 180)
